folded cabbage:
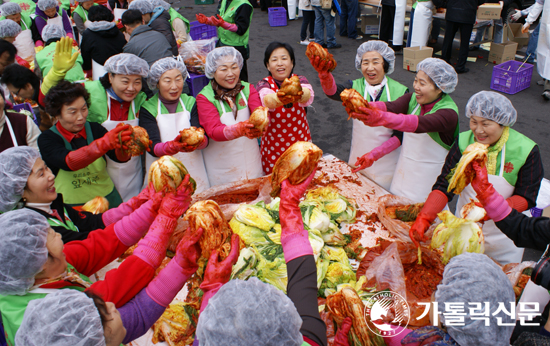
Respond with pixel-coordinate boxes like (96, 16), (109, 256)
(447, 142), (488, 195)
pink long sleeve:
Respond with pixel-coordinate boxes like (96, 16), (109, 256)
(298, 83), (315, 108)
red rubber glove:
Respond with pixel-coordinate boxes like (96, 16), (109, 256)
(409, 190), (448, 247)
(158, 175), (194, 219)
(223, 121), (262, 140)
(173, 227), (204, 273)
(333, 317), (352, 346)
(196, 13), (216, 26)
(471, 161), (512, 222)
(350, 106), (419, 132)
(353, 136), (400, 173)
(102, 182), (158, 226)
(309, 56), (337, 95)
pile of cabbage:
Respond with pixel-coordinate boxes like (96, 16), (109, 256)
(229, 187), (357, 297)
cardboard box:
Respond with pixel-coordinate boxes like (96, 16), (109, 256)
(476, 3), (502, 20)
(403, 46), (433, 72)
(506, 23), (530, 49)
(488, 41), (518, 64)
(361, 15), (379, 35)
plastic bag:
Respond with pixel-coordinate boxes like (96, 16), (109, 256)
(178, 37), (217, 75)
(364, 243), (408, 300)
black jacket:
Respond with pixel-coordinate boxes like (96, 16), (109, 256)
(80, 26), (127, 70)
(496, 209), (550, 252)
(149, 10), (179, 56)
(445, 0), (506, 24)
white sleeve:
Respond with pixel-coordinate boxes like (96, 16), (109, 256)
(25, 115), (40, 150)
(526, 1), (544, 24)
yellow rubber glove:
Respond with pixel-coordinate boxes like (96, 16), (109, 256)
(41, 37), (80, 95)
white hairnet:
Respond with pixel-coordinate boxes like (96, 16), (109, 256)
(0, 19), (21, 38)
(37, 0), (58, 11)
(0, 146), (41, 212)
(417, 57), (458, 94)
(147, 57), (188, 89)
(355, 40), (395, 75)
(0, 3), (22, 17)
(15, 290), (106, 346)
(435, 253), (515, 346)
(205, 47), (243, 79)
(148, 0), (170, 11)
(104, 53), (149, 77)
(196, 277), (303, 346)
(465, 90), (517, 126)
(41, 24), (65, 42)
(128, 0), (154, 14)
(0, 209), (49, 296)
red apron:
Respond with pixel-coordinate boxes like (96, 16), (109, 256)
(261, 75), (312, 174)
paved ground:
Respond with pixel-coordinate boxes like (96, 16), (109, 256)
(172, 1), (548, 260)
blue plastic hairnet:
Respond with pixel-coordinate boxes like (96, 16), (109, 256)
(465, 90), (517, 126)
(104, 53), (149, 77)
(355, 40), (395, 75)
(0, 19), (21, 38)
(435, 253), (515, 346)
(128, 0), (154, 14)
(0, 146), (41, 212)
(37, 0), (58, 11)
(147, 57), (188, 90)
(41, 24), (65, 42)
(0, 2), (22, 17)
(204, 46), (243, 80)
(15, 290), (107, 346)
(196, 277), (304, 346)
(417, 57), (458, 94)
(0, 209), (50, 296)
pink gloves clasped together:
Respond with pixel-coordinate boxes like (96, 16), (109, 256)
(196, 13), (238, 32)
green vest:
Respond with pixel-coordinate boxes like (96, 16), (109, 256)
(0, 263), (91, 346)
(407, 93), (459, 150)
(84, 80), (146, 124)
(72, 4), (97, 22)
(59, 0), (71, 13)
(0, 14), (32, 30)
(36, 42), (85, 82)
(217, 0), (252, 47)
(141, 92), (196, 117)
(50, 122), (121, 207)
(46, 207), (80, 233)
(7, 0), (35, 16)
(169, 7), (190, 33)
(351, 76), (408, 102)
(458, 129), (536, 186)
(199, 81), (251, 115)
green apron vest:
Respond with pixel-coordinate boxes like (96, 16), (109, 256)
(50, 122), (121, 207)
(141, 93), (196, 117)
(199, 81), (251, 115)
(72, 4), (97, 22)
(36, 42), (85, 82)
(169, 7), (190, 33)
(351, 76), (408, 102)
(46, 206), (80, 232)
(458, 129), (536, 187)
(59, 0), (71, 13)
(217, 0), (252, 47)
(0, 263), (91, 346)
(7, 0), (35, 16)
(84, 80), (146, 124)
(407, 93), (459, 150)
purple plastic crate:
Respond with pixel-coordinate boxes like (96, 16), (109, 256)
(187, 73), (209, 97)
(13, 102), (38, 126)
(269, 7), (287, 27)
(531, 207), (543, 217)
(490, 60), (533, 95)
(189, 21), (217, 41)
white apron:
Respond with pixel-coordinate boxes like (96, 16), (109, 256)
(114, 8), (127, 21)
(348, 82), (400, 191)
(202, 91), (263, 187)
(393, 0), (407, 46)
(4, 114), (19, 147)
(92, 60), (106, 81)
(144, 98), (210, 194)
(13, 20), (34, 60)
(102, 95), (143, 202)
(410, 1), (434, 47)
(537, 0), (550, 79)
(389, 104), (449, 203)
(455, 144), (523, 265)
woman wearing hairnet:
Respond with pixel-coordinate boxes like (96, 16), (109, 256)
(33, 0), (73, 47)
(309, 40), (408, 190)
(0, 19), (22, 43)
(410, 91), (543, 264)
(72, 0), (98, 35)
(0, 173), (195, 344)
(140, 57), (210, 193)
(196, 47), (264, 187)
(348, 57), (459, 203)
(0, 2), (35, 62)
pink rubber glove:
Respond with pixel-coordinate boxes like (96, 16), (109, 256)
(350, 106), (418, 132)
(199, 234), (241, 312)
(279, 169), (317, 263)
(333, 317), (352, 346)
(113, 190), (163, 246)
(471, 161), (512, 222)
(223, 121), (262, 140)
(309, 56), (337, 95)
(213, 14), (238, 32)
(102, 182), (157, 226)
(145, 227), (203, 307)
(353, 136), (401, 173)
(158, 175), (194, 219)
(154, 134), (196, 156)
(196, 13), (216, 26)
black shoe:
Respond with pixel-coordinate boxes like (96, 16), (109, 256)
(455, 67), (469, 74)
(542, 90), (550, 101)
(327, 43), (342, 49)
(469, 46), (479, 51)
(321, 43), (327, 48)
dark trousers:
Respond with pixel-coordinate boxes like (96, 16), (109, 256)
(260, 0), (271, 10)
(339, 0), (358, 38)
(379, 4), (395, 43)
(300, 10), (315, 40)
(441, 20), (473, 71)
(240, 59), (248, 82)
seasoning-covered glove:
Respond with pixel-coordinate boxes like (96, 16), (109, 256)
(158, 175), (194, 219)
(471, 161), (512, 222)
(196, 13), (216, 26)
(333, 317), (352, 346)
(309, 56), (337, 95)
(401, 326), (459, 346)
(409, 190), (448, 247)
(350, 105), (418, 132)
(353, 136), (401, 173)
(154, 134), (197, 156)
(102, 182), (158, 226)
(223, 121), (262, 140)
